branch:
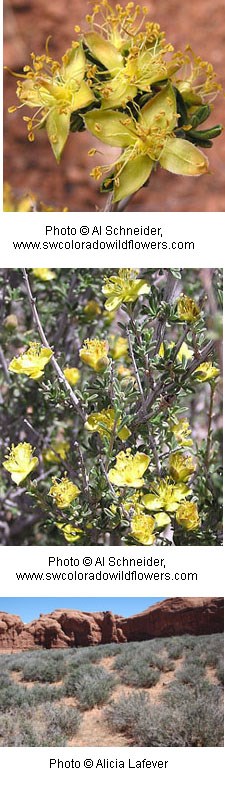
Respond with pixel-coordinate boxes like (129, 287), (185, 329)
(22, 268), (86, 422)
(133, 339), (216, 428)
(0, 345), (11, 383)
(153, 271), (182, 355)
(126, 326), (161, 474)
(205, 385), (215, 472)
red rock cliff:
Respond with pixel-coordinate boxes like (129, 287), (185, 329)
(0, 597), (223, 650)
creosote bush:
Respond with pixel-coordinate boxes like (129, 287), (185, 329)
(5, 1), (223, 211)
(0, 267), (222, 546)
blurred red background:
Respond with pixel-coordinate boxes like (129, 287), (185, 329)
(4, 0), (225, 212)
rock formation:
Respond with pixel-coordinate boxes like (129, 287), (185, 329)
(0, 598), (223, 651)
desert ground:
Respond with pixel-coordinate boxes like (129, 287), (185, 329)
(0, 633), (223, 747)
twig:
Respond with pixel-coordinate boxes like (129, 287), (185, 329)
(0, 346), (11, 382)
(22, 268), (86, 422)
(73, 441), (91, 499)
(53, 272), (77, 345)
(99, 458), (130, 522)
(205, 385), (215, 472)
(181, 340), (216, 379)
(126, 326), (161, 474)
(171, 325), (190, 360)
(126, 326), (145, 405)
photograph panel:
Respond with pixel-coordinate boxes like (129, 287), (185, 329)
(4, 0), (225, 212)
(0, 267), (222, 546)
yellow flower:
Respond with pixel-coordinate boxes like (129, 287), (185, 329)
(103, 308), (118, 325)
(43, 440), (70, 463)
(2, 442), (38, 485)
(85, 84), (209, 203)
(56, 522), (83, 543)
(159, 341), (194, 362)
(169, 452), (196, 482)
(63, 367), (81, 385)
(3, 182), (35, 212)
(123, 491), (145, 516)
(85, 27), (180, 110)
(3, 183), (68, 212)
(176, 501), (200, 530)
(49, 476), (80, 508)
(8, 342), (53, 380)
(131, 513), (156, 545)
(4, 315), (18, 331)
(84, 300), (101, 319)
(175, 48), (222, 106)
(170, 418), (193, 447)
(154, 511), (171, 528)
(109, 335), (128, 360)
(117, 364), (133, 379)
(32, 268), (56, 281)
(85, 407), (131, 441)
(177, 294), (200, 323)
(85, 2), (161, 54)
(102, 268), (150, 311)
(79, 339), (109, 372)
(11, 43), (94, 161)
(193, 362), (219, 383)
(143, 478), (190, 513)
(108, 448), (150, 488)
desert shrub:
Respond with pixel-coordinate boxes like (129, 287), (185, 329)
(0, 709), (43, 747)
(0, 268), (222, 548)
(216, 660), (224, 686)
(0, 672), (12, 690)
(21, 658), (64, 683)
(43, 702), (81, 738)
(176, 661), (205, 686)
(105, 691), (149, 737)
(0, 683), (29, 711)
(0, 704), (67, 747)
(105, 682), (224, 747)
(120, 662), (160, 689)
(65, 665), (116, 709)
(165, 640), (184, 660)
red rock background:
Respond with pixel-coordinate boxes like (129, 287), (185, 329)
(4, 0), (225, 212)
(0, 598), (223, 650)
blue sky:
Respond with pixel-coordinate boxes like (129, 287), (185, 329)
(0, 598), (167, 623)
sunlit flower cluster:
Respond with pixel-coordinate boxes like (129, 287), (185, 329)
(7, 1), (222, 204)
(85, 407), (131, 441)
(3, 442), (39, 485)
(103, 268), (150, 310)
(9, 342), (53, 380)
(49, 476), (80, 508)
(80, 338), (109, 371)
(108, 448), (150, 487)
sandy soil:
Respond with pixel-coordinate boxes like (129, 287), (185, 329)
(3, 0), (225, 212)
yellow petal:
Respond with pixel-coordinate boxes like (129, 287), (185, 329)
(71, 81), (94, 112)
(84, 109), (136, 148)
(143, 494), (162, 511)
(113, 155), (153, 202)
(118, 425), (131, 441)
(160, 137), (209, 176)
(85, 33), (123, 72)
(46, 110), (70, 162)
(141, 83), (176, 132)
(63, 44), (86, 81)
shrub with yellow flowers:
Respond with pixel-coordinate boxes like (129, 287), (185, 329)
(0, 266), (222, 546)
(5, 1), (223, 210)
